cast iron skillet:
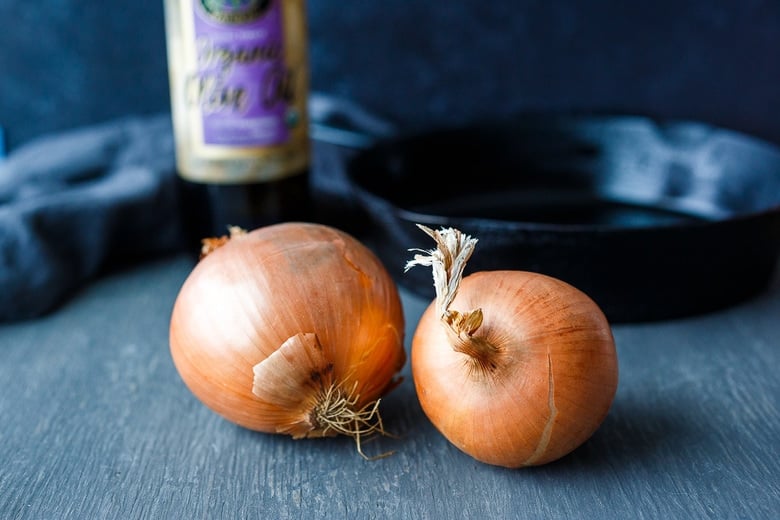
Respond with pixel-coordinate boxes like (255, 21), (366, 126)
(345, 114), (780, 322)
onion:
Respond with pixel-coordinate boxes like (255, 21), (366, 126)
(406, 225), (618, 468)
(169, 223), (406, 457)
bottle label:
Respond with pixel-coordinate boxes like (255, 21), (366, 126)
(166, 0), (309, 183)
(189, 0), (295, 147)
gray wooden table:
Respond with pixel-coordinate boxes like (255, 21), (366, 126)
(1, 254), (778, 519)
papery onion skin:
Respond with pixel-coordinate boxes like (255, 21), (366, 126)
(169, 222), (406, 439)
(411, 270), (618, 468)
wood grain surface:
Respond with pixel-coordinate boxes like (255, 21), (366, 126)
(1, 255), (778, 519)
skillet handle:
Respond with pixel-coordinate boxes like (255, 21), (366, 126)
(308, 92), (398, 149)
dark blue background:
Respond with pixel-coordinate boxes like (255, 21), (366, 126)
(1, 1), (779, 150)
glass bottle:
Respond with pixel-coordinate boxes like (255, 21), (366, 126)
(163, 0), (311, 246)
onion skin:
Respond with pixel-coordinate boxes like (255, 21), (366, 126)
(412, 268), (618, 468)
(169, 223), (406, 441)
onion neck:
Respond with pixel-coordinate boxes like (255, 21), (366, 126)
(200, 225), (247, 258)
(442, 308), (501, 374)
(405, 225), (477, 320)
(406, 225), (500, 373)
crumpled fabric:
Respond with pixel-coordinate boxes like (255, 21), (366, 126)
(0, 115), (184, 322)
(0, 94), (395, 322)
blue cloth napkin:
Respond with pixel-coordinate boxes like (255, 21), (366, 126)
(0, 115), (184, 321)
(0, 94), (394, 322)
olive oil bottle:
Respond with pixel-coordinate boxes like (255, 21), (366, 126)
(164, 0), (311, 246)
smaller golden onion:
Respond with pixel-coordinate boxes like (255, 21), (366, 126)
(169, 223), (406, 457)
(407, 225), (618, 468)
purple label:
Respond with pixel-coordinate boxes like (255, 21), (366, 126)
(191, 0), (291, 146)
